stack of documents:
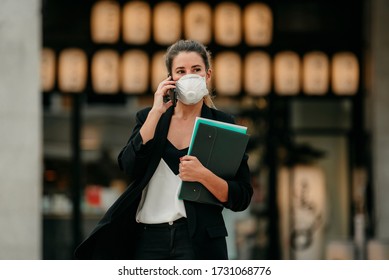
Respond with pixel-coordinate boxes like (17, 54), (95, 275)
(179, 117), (249, 206)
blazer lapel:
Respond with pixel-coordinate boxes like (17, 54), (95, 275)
(156, 106), (174, 148)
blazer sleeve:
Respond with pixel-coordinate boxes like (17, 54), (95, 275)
(223, 153), (252, 212)
(117, 107), (155, 180)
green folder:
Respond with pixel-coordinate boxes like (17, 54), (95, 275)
(179, 117), (249, 206)
(188, 117), (247, 155)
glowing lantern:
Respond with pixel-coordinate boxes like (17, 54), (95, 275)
(244, 51), (271, 96)
(274, 51), (301, 95)
(121, 50), (149, 94)
(243, 3), (273, 46)
(184, 2), (212, 44)
(122, 1), (151, 45)
(41, 48), (56, 92)
(90, 0), (120, 44)
(303, 51), (330, 95)
(58, 48), (87, 93)
(153, 2), (181, 45)
(214, 51), (241, 96)
(331, 52), (359, 95)
(151, 51), (168, 92)
(214, 2), (241, 46)
(91, 50), (120, 94)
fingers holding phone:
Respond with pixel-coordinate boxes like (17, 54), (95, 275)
(163, 75), (177, 107)
(163, 88), (177, 107)
(153, 76), (176, 112)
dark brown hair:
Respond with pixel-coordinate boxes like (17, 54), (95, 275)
(165, 39), (212, 75)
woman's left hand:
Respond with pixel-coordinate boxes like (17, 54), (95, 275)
(179, 155), (229, 203)
(178, 155), (207, 182)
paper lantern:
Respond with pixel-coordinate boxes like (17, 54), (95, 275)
(244, 51), (271, 96)
(331, 52), (359, 95)
(58, 48), (87, 93)
(274, 51), (301, 95)
(151, 51), (168, 92)
(214, 2), (241, 46)
(214, 52), (241, 96)
(90, 0), (120, 44)
(303, 51), (330, 95)
(278, 165), (326, 259)
(91, 50), (120, 94)
(121, 50), (149, 94)
(41, 48), (56, 92)
(243, 3), (273, 46)
(184, 2), (212, 44)
(122, 1), (151, 44)
(153, 2), (181, 45)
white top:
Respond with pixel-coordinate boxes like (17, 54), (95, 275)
(136, 159), (186, 224)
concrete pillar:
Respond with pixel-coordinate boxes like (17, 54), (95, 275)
(370, 0), (389, 240)
(0, 0), (41, 259)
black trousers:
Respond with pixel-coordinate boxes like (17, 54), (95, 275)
(134, 218), (196, 260)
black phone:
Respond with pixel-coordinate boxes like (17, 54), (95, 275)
(163, 74), (177, 107)
(163, 89), (177, 107)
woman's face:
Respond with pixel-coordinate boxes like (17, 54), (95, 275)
(171, 51), (211, 82)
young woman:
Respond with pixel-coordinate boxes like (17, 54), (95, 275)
(75, 39), (252, 260)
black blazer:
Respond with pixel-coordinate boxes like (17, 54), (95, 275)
(74, 104), (252, 259)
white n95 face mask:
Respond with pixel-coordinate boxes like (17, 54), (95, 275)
(175, 74), (209, 105)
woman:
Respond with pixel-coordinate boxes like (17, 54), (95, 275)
(74, 39), (252, 260)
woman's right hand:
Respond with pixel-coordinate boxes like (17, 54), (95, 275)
(152, 76), (176, 114)
(139, 76), (176, 144)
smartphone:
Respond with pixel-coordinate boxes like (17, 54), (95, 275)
(163, 89), (177, 107)
(163, 74), (177, 107)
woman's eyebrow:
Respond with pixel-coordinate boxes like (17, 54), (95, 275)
(174, 65), (203, 71)
(174, 66), (185, 71)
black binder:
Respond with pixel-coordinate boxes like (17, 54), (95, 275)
(179, 120), (249, 206)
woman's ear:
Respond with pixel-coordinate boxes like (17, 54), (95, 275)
(206, 68), (212, 82)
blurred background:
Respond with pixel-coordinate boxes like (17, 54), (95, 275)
(1, 0), (389, 260)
